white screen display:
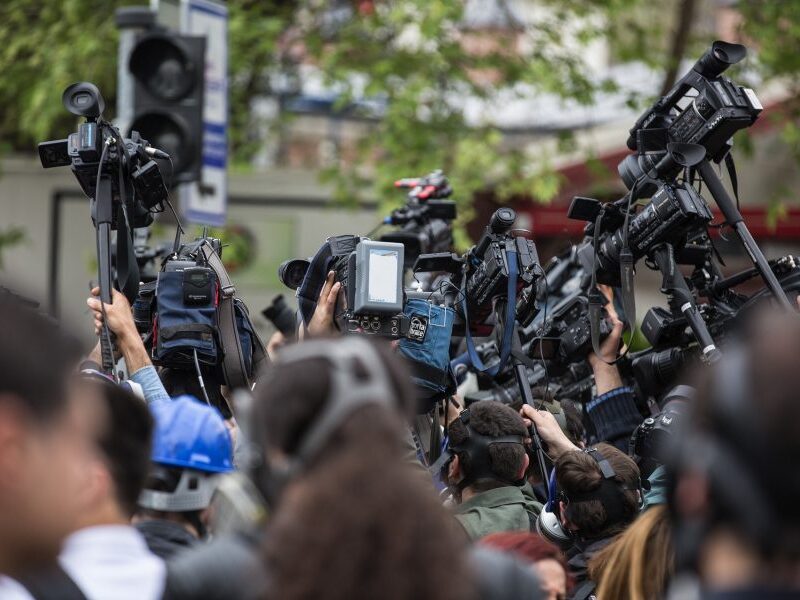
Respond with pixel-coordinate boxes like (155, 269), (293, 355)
(368, 249), (399, 304)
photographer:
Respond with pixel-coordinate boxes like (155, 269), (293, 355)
(256, 337), (475, 600)
(520, 407), (642, 597)
(583, 286), (643, 452)
(445, 401), (540, 541)
(668, 310), (800, 598)
(86, 287), (170, 405)
(134, 396), (234, 559)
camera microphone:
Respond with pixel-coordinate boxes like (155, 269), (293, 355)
(145, 147), (171, 160)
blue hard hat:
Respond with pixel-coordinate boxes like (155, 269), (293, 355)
(149, 395), (234, 473)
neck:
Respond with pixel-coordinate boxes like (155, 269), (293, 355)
(72, 497), (129, 532)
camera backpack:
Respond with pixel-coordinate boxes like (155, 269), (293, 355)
(144, 238), (268, 390)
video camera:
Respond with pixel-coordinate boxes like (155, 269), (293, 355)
(571, 177), (714, 286)
(415, 207), (541, 334)
(380, 170), (457, 268)
(623, 40), (761, 182)
(39, 82), (169, 228)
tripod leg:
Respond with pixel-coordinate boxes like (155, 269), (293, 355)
(696, 160), (793, 311)
(651, 244), (721, 363)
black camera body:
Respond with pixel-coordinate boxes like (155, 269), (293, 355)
(529, 293), (613, 366)
(573, 181), (713, 286)
(381, 170), (457, 268)
(39, 83), (169, 229)
(626, 41), (761, 166)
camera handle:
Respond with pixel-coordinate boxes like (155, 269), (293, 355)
(93, 173), (116, 375)
(650, 243), (721, 364)
(510, 321), (551, 495)
(696, 160), (794, 311)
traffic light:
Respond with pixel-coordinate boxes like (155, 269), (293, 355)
(128, 30), (205, 186)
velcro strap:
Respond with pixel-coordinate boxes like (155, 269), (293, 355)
(160, 324), (216, 341)
(405, 356), (451, 388)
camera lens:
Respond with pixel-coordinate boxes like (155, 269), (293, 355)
(489, 208), (516, 234)
(278, 259), (311, 290)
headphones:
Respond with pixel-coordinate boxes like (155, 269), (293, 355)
(429, 408), (525, 492)
(536, 446), (646, 549)
(261, 337), (398, 499)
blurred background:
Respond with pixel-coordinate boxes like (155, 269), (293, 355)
(0, 0), (798, 344)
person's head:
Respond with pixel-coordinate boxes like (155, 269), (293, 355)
(480, 532), (573, 600)
(75, 376), (153, 525)
(555, 442), (641, 541)
(159, 367), (230, 419)
(445, 401), (529, 497)
(589, 505), (673, 600)
(0, 292), (92, 576)
(256, 337), (473, 600)
(136, 396), (233, 537)
(669, 310), (800, 588)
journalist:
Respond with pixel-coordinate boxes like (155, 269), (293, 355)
(1, 372), (165, 600)
(0, 292), (91, 584)
(668, 310), (800, 599)
(86, 287), (170, 404)
(134, 396), (234, 559)
(444, 401), (541, 540)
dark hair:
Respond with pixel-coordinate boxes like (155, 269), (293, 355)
(678, 310), (800, 560)
(92, 381), (153, 516)
(159, 367), (230, 419)
(138, 465), (204, 531)
(447, 401), (527, 491)
(480, 532), (575, 593)
(556, 442), (640, 540)
(0, 289), (82, 423)
(256, 339), (474, 600)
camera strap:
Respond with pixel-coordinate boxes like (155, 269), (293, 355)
(462, 247), (519, 377)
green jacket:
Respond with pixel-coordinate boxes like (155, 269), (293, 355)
(454, 484), (543, 541)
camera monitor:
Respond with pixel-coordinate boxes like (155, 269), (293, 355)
(354, 241), (404, 315)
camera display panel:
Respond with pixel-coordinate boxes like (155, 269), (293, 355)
(368, 248), (400, 304)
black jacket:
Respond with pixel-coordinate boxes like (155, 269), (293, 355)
(567, 537), (614, 600)
(135, 519), (198, 560)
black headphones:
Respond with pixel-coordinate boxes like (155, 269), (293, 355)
(429, 408), (525, 492)
(536, 446), (646, 548)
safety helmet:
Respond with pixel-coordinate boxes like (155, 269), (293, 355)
(139, 395), (234, 512)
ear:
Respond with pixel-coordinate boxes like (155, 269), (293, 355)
(517, 452), (530, 480)
(447, 454), (461, 483)
(558, 500), (574, 530)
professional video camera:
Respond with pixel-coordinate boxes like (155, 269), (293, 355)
(571, 174), (713, 287)
(416, 207), (541, 334)
(38, 82), (170, 373)
(379, 170), (457, 268)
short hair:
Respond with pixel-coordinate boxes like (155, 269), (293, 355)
(447, 401), (527, 491)
(92, 381), (153, 516)
(0, 289), (82, 423)
(556, 442), (640, 539)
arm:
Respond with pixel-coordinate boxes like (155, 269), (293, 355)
(87, 287), (170, 404)
(520, 404), (580, 461)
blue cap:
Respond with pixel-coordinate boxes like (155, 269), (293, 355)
(149, 395), (234, 473)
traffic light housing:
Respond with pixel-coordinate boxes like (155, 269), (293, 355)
(129, 30), (205, 185)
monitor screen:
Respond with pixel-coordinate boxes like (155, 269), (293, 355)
(368, 248), (399, 304)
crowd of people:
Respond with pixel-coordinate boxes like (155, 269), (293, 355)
(0, 272), (799, 600)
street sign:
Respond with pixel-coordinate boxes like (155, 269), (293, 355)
(181, 0), (228, 226)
